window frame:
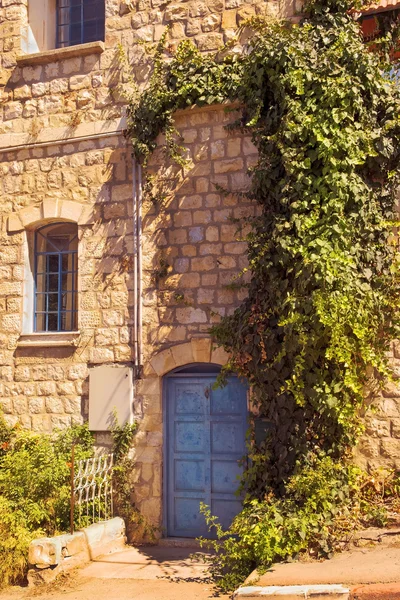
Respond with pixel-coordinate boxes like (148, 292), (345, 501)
(33, 222), (78, 333)
(56, 0), (105, 49)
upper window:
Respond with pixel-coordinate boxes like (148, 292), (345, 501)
(57, 0), (105, 48)
(34, 222), (78, 332)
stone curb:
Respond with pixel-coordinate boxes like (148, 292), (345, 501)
(27, 517), (126, 586)
(351, 583), (400, 599)
(233, 585), (350, 599)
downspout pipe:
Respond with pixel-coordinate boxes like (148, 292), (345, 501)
(132, 159), (139, 376)
(137, 164), (143, 375)
(132, 159), (143, 379)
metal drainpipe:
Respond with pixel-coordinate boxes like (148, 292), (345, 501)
(132, 160), (139, 376)
(132, 159), (143, 378)
(137, 164), (143, 375)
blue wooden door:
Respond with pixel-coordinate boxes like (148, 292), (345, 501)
(165, 374), (248, 538)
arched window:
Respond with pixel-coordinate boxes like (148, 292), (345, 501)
(34, 222), (78, 332)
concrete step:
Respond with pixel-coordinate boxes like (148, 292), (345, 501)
(234, 585), (350, 599)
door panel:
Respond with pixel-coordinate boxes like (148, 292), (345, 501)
(166, 374), (247, 538)
(211, 498), (243, 531)
(175, 460), (205, 491)
(211, 460), (243, 493)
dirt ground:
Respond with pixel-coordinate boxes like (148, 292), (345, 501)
(0, 546), (230, 600)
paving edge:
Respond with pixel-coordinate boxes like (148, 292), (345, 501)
(233, 585), (350, 599)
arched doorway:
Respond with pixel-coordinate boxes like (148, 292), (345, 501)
(163, 364), (248, 538)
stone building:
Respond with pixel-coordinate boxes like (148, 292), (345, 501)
(0, 0), (399, 539)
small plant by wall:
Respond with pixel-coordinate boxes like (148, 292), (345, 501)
(0, 412), (143, 588)
(125, 0), (400, 588)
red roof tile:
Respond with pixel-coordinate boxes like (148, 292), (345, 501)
(361, 1), (400, 16)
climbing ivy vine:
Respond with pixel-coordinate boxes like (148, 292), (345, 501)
(126, 0), (400, 589)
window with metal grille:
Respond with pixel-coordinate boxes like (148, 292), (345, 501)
(34, 222), (78, 332)
(56, 0), (105, 48)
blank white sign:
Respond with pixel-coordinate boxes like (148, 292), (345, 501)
(89, 365), (134, 431)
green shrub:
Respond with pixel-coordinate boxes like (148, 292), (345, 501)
(0, 420), (94, 535)
(200, 457), (400, 591)
(0, 497), (39, 588)
(0, 414), (94, 587)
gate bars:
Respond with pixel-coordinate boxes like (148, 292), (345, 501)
(70, 445), (114, 534)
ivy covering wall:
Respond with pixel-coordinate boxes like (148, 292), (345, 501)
(126, 0), (400, 588)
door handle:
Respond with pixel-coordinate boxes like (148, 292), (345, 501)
(204, 386), (210, 399)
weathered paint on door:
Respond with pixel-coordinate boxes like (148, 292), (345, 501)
(165, 373), (248, 538)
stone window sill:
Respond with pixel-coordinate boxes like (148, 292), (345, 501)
(17, 332), (80, 348)
(16, 41), (105, 67)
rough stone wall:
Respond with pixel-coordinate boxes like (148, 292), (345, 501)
(141, 105), (257, 355)
(355, 345), (400, 472)
(0, 0), (293, 434)
(130, 106), (258, 526)
(0, 0), (289, 531)
(0, 136), (134, 431)
(1, 0), (399, 535)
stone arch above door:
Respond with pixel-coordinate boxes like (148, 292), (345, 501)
(149, 338), (229, 377)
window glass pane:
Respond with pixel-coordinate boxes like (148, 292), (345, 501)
(34, 222), (78, 332)
(48, 314), (58, 332)
(47, 254), (59, 273)
(57, 0), (105, 47)
(47, 294), (59, 312)
(36, 313), (46, 331)
(47, 274), (59, 292)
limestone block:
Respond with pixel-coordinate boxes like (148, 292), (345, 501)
(202, 13), (221, 31)
(29, 538), (62, 568)
(198, 288), (215, 303)
(28, 397), (45, 414)
(90, 348), (114, 363)
(222, 9), (237, 28)
(14, 365), (30, 381)
(62, 532), (88, 558)
(37, 381), (56, 396)
(7, 213), (23, 232)
(165, 4), (187, 21)
(189, 2), (208, 17)
(83, 517), (126, 559)
(59, 200), (83, 222)
(136, 377), (160, 396)
(19, 205), (41, 227)
(176, 307), (207, 324)
(45, 397), (64, 413)
(381, 438), (400, 460)
(41, 198), (59, 220)
(51, 415), (72, 428)
(4, 101), (23, 120)
(151, 348), (176, 376)
(195, 32), (223, 51)
(69, 75), (91, 90)
(211, 345), (230, 365)
(171, 342), (194, 366)
(191, 337), (212, 362)
(2, 313), (21, 332)
(365, 418), (391, 439)
(140, 497), (161, 524)
(192, 256), (215, 271)
(147, 431), (162, 447)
